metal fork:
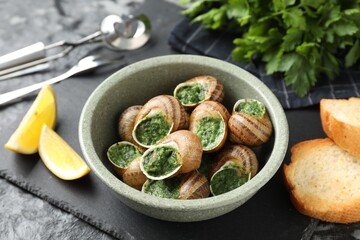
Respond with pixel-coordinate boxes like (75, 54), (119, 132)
(0, 54), (124, 106)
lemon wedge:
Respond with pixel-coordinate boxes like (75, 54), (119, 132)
(38, 125), (90, 180)
(4, 84), (57, 154)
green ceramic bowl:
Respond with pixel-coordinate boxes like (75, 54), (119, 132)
(79, 54), (289, 222)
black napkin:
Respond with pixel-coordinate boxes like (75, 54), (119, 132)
(168, 17), (360, 109)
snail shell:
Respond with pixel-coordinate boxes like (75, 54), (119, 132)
(174, 75), (224, 109)
(179, 171), (210, 199)
(189, 101), (230, 153)
(135, 95), (188, 131)
(209, 144), (258, 178)
(107, 141), (147, 189)
(141, 171), (210, 199)
(228, 99), (273, 146)
(209, 144), (258, 196)
(191, 100), (230, 121)
(140, 130), (203, 180)
(122, 157), (148, 190)
(160, 130), (203, 174)
(118, 105), (146, 149)
(133, 95), (189, 148)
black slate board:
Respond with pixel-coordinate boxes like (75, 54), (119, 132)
(0, 0), (342, 239)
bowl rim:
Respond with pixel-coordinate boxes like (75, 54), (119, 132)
(79, 54), (289, 211)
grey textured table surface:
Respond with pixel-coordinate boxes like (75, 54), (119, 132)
(1, 0), (360, 240)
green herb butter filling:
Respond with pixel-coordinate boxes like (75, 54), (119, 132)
(195, 116), (224, 150)
(235, 99), (266, 117)
(135, 113), (171, 146)
(107, 143), (142, 168)
(176, 83), (207, 105)
(142, 177), (182, 199)
(210, 162), (250, 196)
(142, 146), (181, 178)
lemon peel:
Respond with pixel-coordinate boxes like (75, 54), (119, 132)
(39, 125), (90, 180)
(4, 84), (57, 154)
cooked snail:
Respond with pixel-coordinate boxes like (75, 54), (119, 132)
(142, 170), (210, 199)
(132, 95), (188, 148)
(189, 101), (230, 153)
(107, 141), (147, 190)
(174, 75), (224, 109)
(209, 144), (258, 196)
(179, 171), (210, 199)
(118, 105), (143, 145)
(228, 99), (273, 146)
(140, 130), (202, 180)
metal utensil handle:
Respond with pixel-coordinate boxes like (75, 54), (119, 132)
(0, 42), (46, 70)
(0, 46), (73, 77)
(0, 68), (76, 106)
(0, 63), (50, 82)
(0, 31), (103, 79)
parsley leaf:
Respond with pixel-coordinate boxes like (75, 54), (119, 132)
(345, 39), (360, 67)
(182, 0), (360, 97)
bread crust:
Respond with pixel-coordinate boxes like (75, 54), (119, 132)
(320, 98), (360, 158)
(283, 138), (360, 223)
(319, 99), (333, 139)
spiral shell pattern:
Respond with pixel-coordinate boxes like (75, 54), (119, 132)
(174, 75), (224, 109)
(135, 95), (188, 132)
(228, 112), (273, 146)
(179, 171), (210, 199)
(210, 144), (258, 179)
(190, 100), (230, 121)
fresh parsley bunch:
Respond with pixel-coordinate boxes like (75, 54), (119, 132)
(181, 0), (360, 96)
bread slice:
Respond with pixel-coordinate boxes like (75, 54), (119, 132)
(283, 138), (360, 223)
(320, 97), (360, 158)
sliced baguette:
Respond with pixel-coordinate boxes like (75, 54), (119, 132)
(283, 138), (360, 223)
(320, 97), (360, 158)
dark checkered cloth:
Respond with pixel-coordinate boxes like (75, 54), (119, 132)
(168, 18), (360, 109)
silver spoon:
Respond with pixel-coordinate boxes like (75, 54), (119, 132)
(101, 14), (151, 51)
(0, 54), (125, 106)
(0, 14), (151, 79)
